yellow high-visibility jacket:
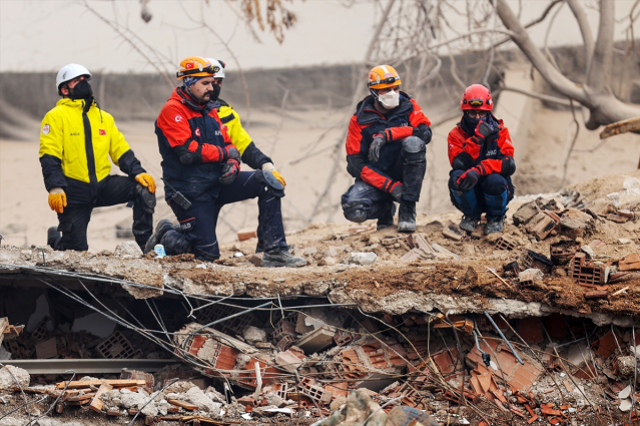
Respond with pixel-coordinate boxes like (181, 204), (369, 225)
(216, 99), (272, 169)
(39, 98), (144, 192)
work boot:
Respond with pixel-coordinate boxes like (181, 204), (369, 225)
(47, 226), (61, 247)
(262, 248), (307, 268)
(459, 216), (478, 233)
(397, 201), (416, 233)
(485, 217), (505, 235)
(377, 204), (396, 230)
(144, 219), (174, 253)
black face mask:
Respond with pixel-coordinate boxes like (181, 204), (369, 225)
(206, 84), (221, 103)
(69, 79), (93, 101)
(461, 112), (487, 135)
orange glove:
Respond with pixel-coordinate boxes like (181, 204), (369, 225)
(272, 170), (287, 187)
(262, 163), (286, 187)
(48, 188), (67, 213)
(135, 173), (156, 193)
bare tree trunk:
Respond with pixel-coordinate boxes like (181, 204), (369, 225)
(566, 0), (595, 72)
(496, 0), (640, 130)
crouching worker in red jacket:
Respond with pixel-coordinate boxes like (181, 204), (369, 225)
(448, 84), (515, 235)
(341, 65), (432, 233)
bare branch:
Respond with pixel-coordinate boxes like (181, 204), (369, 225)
(495, 0), (586, 103)
(493, 0), (563, 48)
(566, 0), (595, 72)
(500, 86), (572, 106)
(179, 2), (253, 124)
(427, 28), (514, 51)
(586, 0), (614, 92)
(481, 0), (498, 87)
(559, 100), (580, 189)
(81, 1), (174, 88)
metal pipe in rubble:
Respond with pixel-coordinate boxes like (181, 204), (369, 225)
(483, 311), (524, 365)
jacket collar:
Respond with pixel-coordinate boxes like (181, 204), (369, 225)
(171, 87), (216, 114)
(355, 91), (413, 125)
(56, 97), (95, 111)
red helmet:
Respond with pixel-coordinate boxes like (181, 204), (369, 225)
(461, 84), (493, 111)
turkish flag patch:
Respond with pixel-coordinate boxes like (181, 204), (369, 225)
(99, 129), (106, 136)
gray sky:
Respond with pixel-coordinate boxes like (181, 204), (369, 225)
(1, 0), (637, 73)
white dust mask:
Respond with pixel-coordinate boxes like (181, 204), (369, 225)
(378, 90), (399, 109)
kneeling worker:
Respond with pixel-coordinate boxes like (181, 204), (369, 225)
(341, 65), (432, 232)
(40, 63), (156, 251)
(447, 84), (515, 234)
(148, 57), (305, 267)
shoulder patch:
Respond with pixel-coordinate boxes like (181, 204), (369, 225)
(42, 124), (50, 135)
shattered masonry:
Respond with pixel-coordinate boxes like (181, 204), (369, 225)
(4, 173), (640, 424)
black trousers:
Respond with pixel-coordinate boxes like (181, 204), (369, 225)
(162, 171), (287, 261)
(49, 175), (154, 251)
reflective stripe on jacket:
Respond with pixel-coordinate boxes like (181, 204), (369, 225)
(39, 98), (142, 193)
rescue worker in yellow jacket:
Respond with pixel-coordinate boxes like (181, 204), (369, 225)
(206, 58), (287, 188)
(40, 63), (156, 251)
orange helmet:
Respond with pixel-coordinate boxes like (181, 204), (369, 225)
(461, 84), (493, 111)
(368, 65), (401, 90)
(176, 56), (220, 79)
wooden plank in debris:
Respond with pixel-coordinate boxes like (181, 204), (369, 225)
(600, 116), (640, 139)
(89, 382), (113, 413)
(167, 399), (200, 410)
(56, 379), (146, 389)
(66, 392), (96, 404)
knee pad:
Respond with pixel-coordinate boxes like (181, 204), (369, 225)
(135, 184), (157, 213)
(255, 170), (285, 198)
(342, 201), (368, 223)
(402, 136), (426, 162)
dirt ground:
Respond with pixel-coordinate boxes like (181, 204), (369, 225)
(1, 102), (639, 254)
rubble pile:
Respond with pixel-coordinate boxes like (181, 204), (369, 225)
(4, 172), (640, 424)
(6, 307), (640, 424)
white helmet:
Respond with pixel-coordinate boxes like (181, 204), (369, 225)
(206, 58), (225, 79)
(56, 63), (91, 94)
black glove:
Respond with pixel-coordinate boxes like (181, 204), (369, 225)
(369, 135), (386, 163)
(225, 145), (241, 162)
(390, 183), (403, 202)
(471, 121), (496, 145)
(219, 158), (240, 185)
(412, 124), (432, 144)
(456, 168), (479, 192)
